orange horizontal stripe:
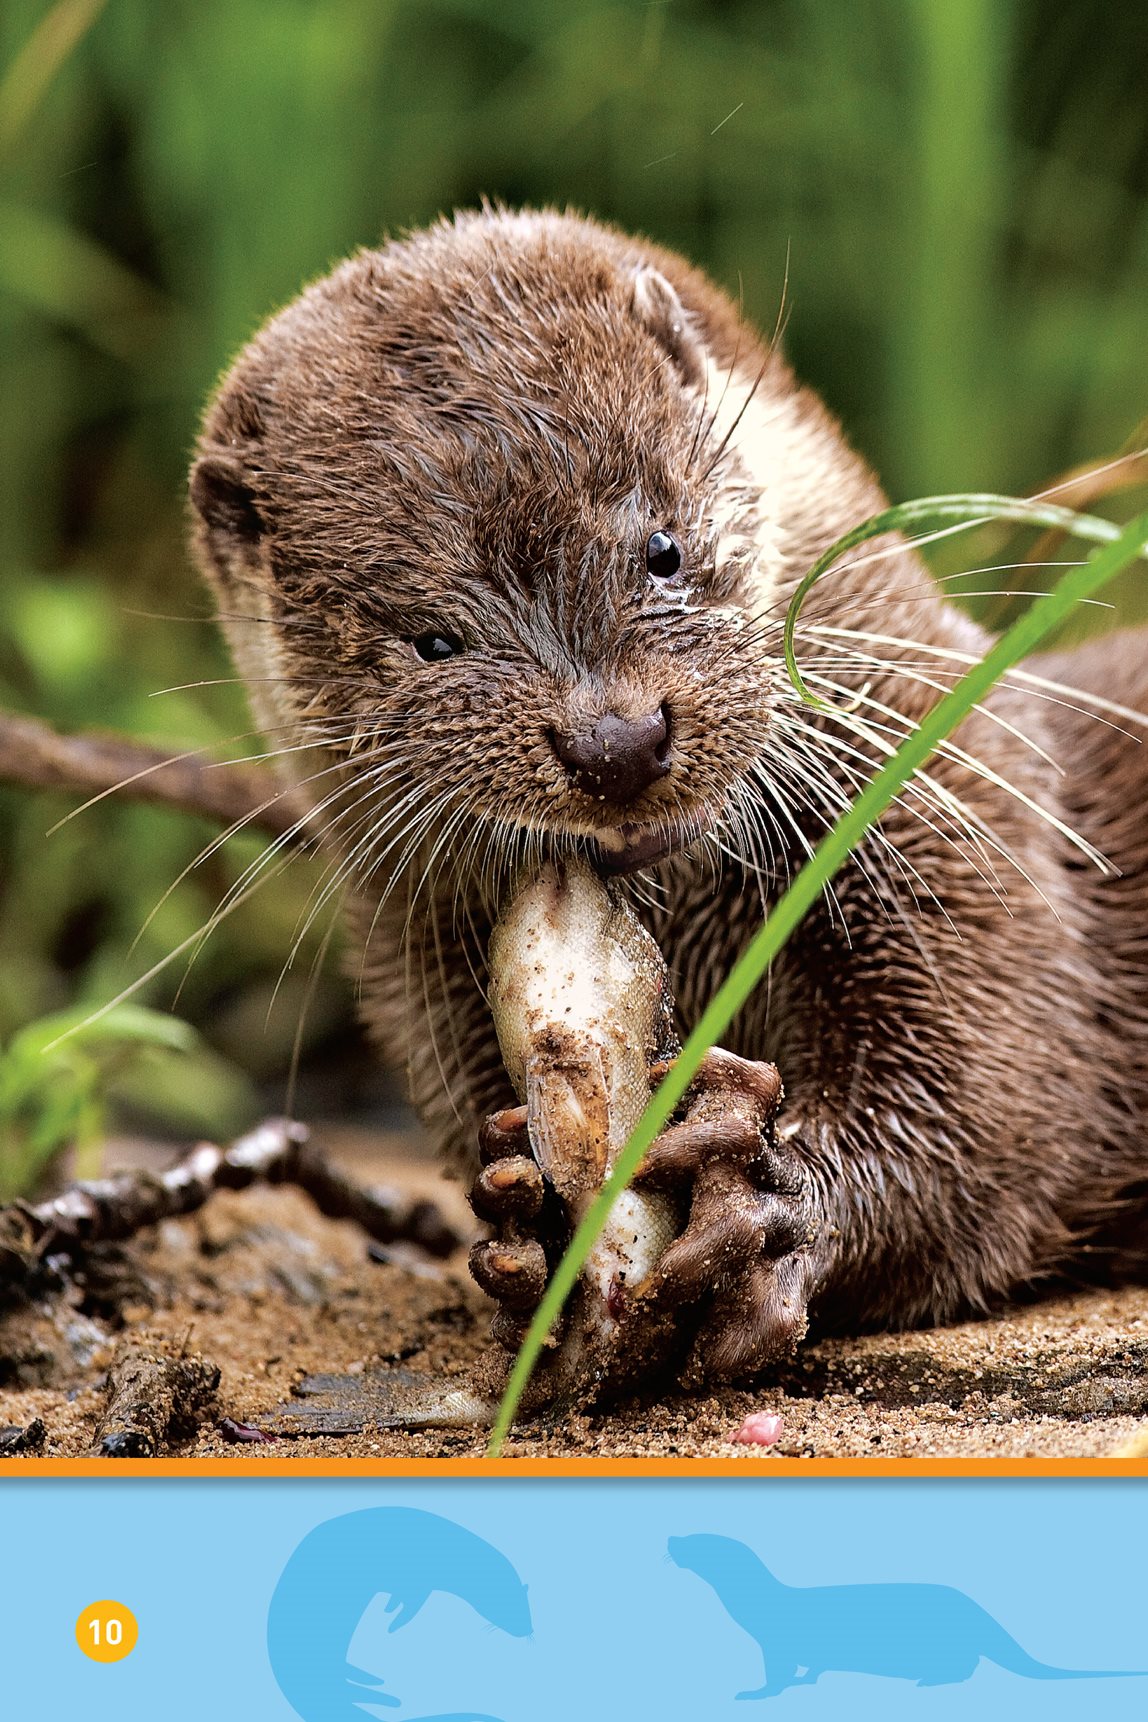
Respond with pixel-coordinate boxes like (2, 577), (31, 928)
(1, 1457), (1146, 1479)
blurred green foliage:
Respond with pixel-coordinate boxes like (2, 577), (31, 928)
(0, 0), (1146, 1163)
(0, 1005), (251, 1205)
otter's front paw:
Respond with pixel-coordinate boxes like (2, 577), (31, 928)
(467, 1106), (562, 1349)
(634, 1049), (818, 1382)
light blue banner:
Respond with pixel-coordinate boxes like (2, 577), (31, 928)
(1, 1480), (1145, 1720)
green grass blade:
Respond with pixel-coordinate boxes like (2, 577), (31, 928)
(780, 492), (1134, 709)
(487, 504), (1148, 1456)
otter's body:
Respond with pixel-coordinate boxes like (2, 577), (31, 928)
(667, 1535), (1148, 1695)
(267, 1507), (530, 1718)
(190, 208), (1148, 1377)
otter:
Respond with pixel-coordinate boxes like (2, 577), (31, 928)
(267, 1507), (531, 1720)
(189, 206), (1148, 1383)
(667, 1535), (1148, 1695)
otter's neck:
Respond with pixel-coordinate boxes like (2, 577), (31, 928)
(708, 1547), (786, 1633)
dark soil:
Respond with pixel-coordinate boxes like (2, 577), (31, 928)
(2, 1125), (1146, 1460)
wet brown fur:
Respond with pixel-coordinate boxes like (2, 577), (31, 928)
(190, 207), (1148, 1353)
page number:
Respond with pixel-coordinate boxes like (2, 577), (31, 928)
(76, 1600), (138, 1663)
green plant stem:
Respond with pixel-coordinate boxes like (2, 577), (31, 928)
(487, 504), (1148, 1456)
(781, 493), (1134, 709)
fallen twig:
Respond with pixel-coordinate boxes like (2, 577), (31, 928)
(94, 1342), (220, 1457)
(0, 1118), (460, 1292)
(0, 710), (302, 836)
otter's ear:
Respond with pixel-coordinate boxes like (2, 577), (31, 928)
(630, 266), (707, 390)
(189, 451), (264, 543)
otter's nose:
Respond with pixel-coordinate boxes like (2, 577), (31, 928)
(551, 707), (671, 803)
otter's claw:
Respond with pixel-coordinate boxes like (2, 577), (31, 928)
(478, 1104), (529, 1162)
(470, 1155), (544, 1222)
(469, 1105), (567, 1345)
(468, 1237), (548, 1308)
(634, 1048), (817, 1383)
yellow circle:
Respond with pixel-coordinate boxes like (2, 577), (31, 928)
(75, 1600), (138, 1663)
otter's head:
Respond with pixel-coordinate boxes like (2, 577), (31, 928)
(190, 208), (844, 915)
(668, 1533), (775, 1590)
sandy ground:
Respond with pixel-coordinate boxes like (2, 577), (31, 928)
(2, 1123), (1146, 1461)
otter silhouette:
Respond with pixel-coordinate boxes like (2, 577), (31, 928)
(668, 1534), (1148, 1699)
(268, 1507), (531, 1721)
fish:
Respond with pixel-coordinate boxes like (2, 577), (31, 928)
(487, 858), (682, 1398)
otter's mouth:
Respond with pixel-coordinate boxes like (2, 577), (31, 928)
(587, 812), (713, 876)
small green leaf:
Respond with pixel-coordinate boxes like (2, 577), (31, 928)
(0, 1003), (201, 1200)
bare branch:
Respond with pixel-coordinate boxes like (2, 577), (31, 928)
(0, 1118), (461, 1292)
(0, 710), (304, 837)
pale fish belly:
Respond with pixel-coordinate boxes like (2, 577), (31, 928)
(488, 858), (680, 1375)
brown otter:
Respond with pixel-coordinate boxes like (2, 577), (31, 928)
(188, 207), (1148, 1382)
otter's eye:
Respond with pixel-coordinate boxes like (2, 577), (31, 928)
(411, 631), (463, 662)
(645, 530), (682, 580)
